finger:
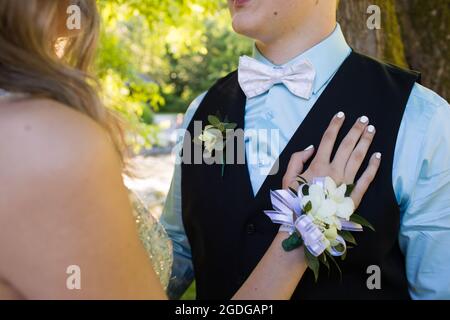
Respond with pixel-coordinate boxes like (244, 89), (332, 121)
(315, 112), (345, 162)
(282, 145), (315, 189)
(332, 115), (369, 171)
(351, 152), (382, 208)
(344, 125), (376, 184)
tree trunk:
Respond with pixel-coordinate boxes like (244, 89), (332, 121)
(338, 0), (449, 100)
(396, 0), (450, 100)
(338, 0), (407, 67)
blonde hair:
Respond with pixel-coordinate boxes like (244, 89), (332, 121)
(0, 0), (126, 161)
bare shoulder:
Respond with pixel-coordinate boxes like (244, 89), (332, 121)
(0, 98), (122, 222)
(0, 97), (114, 158)
(0, 98), (118, 177)
(0, 99), (164, 299)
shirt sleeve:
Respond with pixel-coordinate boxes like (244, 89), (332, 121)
(160, 92), (206, 299)
(394, 83), (450, 299)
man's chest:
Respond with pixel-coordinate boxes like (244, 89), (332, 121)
(243, 85), (324, 194)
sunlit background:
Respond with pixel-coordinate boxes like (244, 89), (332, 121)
(96, 0), (251, 150)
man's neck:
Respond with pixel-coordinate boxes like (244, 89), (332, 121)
(256, 21), (337, 65)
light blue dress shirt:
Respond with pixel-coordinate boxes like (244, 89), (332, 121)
(161, 24), (450, 299)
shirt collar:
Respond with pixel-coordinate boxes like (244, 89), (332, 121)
(252, 24), (352, 95)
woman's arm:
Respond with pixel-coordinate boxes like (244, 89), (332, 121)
(233, 233), (307, 300)
(233, 112), (381, 300)
(0, 99), (167, 299)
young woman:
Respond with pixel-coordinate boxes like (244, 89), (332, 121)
(0, 0), (380, 299)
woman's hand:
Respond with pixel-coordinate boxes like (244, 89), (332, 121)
(234, 112), (382, 300)
(282, 112), (381, 209)
(234, 112), (381, 300)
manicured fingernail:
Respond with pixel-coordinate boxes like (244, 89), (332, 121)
(305, 145), (314, 151)
(375, 152), (382, 159)
(336, 111), (345, 119)
(360, 116), (369, 124)
(368, 125), (375, 133)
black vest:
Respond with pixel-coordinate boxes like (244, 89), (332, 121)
(181, 52), (420, 300)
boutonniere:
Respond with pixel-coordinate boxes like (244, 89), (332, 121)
(196, 114), (237, 177)
(265, 176), (375, 281)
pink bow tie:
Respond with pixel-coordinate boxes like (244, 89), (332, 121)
(238, 56), (316, 99)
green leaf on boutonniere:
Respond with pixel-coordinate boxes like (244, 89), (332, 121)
(345, 183), (355, 197)
(224, 122), (237, 130)
(208, 115), (221, 126)
(217, 123), (225, 132)
(350, 214), (375, 232)
(305, 247), (320, 282)
(282, 233), (303, 252)
(304, 201), (312, 213)
(339, 230), (357, 245)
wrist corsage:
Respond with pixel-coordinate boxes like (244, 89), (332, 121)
(264, 176), (375, 281)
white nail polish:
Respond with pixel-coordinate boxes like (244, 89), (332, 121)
(368, 125), (375, 133)
(305, 145), (314, 151)
(375, 152), (382, 159)
(337, 111), (345, 119)
(360, 116), (369, 124)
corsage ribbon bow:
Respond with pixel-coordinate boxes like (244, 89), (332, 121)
(264, 177), (364, 257)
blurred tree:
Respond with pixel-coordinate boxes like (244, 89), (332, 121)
(95, 0), (250, 150)
(162, 16), (252, 113)
(338, 0), (449, 100)
(396, 0), (450, 100)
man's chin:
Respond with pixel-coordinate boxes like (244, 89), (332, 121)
(231, 18), (260, 39)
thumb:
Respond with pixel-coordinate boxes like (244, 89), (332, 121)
(282, 145), (315, 189)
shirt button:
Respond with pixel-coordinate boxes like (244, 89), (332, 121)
(258, 159), (270, 167)
(246, 223), (256, 235)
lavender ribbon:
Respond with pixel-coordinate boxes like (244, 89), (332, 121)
(264, 177), (363, 257)
(295, 215), (328, 256)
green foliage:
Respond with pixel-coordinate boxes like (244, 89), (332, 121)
(304, 201), (312, 213)
(344, 183), (355, 197)
(350, 214), (376, 232)
(339, 230), (357, 245)
(282, 233), (304, 252)
(304, 247), (320, 282)
(181, 281), (196, 300)
(95, 0), (252, 150)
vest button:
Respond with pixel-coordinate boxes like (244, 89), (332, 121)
(246, 223), (256, 235)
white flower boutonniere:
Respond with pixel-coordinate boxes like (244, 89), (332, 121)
(265, 176), (375, 281)
(196, 114), (237, 176)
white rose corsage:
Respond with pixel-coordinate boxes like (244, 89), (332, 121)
(264, 176), (375, 281)
(196, 114), (237, 176)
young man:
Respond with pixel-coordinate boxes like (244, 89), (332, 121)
(162, 0), (450, 299)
